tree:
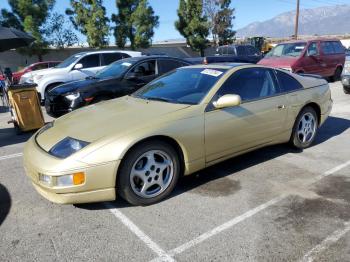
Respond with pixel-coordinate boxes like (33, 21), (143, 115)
(111, 0), (159, 50)
(214, 0), (235, 45)
(175, 0), (209, 57)
(66, 0), (110, 48)
(0, 0), (55, 61)
(204, 0), (235, 46)
(43, 12), (79, 49)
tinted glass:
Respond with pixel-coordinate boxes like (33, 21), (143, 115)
(227, 46), (235, 55)
(321, 42), (335, 55)
(307, 42), (318, 56)
(276, 70), (303, 92)
(102, 53), (123, 66)
(78, 54), (100, 68)
(331, 41), (345, 54)
(246, 46), (259, 55)
(217, 68), (279, 101)
(158, 59), (188, 74)
(49, 62), (60, 67)
(236, 46), (247, 56)
(267, 43), (306, 57)
(129, 60), (156, 77)
(133, 68), (227, 105)
(95, 59), (134, 79)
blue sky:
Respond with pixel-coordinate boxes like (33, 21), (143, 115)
(2, 0), (350, 43)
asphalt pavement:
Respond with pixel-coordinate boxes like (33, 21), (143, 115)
(0, 82), (349, 262)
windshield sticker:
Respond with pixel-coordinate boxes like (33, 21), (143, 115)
(122, 62), (132, 67)
(200, 69), (223, 77)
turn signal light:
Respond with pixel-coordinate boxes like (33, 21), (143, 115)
(73, 172), (85, 185)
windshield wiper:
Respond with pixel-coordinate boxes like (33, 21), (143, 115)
(144, 96), (172, 102)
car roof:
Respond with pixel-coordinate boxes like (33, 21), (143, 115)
(74, 50), (141, 56)
(120, 55), (188, 63)
(279, 38), (341, 44)
(183, 63), (248, 70)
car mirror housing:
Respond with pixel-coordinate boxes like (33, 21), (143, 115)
(213, 94), (241, 109)
(74, 63), (83, 70)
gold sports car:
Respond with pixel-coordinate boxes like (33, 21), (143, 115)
(23, 64), (332, 205)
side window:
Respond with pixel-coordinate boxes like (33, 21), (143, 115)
(49, 62), (59, 68)
(227, 46), (235, 55)
(236, 46), (247, 56)
(331, 41), (345, 54)
(158, 59), (187, 74)
(247, 46), (258, 55)
(217, 68), (279, 101)
(129, 60), (156, 77)
(307, 42), (319, 56)
(101, 53), (123, 66)
(78, 54), (100, 68)
(276, 70), (303, 92)
(321, 42), (335, 55)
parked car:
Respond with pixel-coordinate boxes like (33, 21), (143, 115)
(45, 56), (191, 117)
(20, 50), (142, 101)
(185, 44), (263, 64)
(341, 55), (350, 94)
(24, 64), (332, 205)
(4, 61), (61, 84)
(258, 39), (345, 81)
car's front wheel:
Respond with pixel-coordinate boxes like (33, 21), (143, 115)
(290, 107), (318, 149)
(117, 141), (180, 206)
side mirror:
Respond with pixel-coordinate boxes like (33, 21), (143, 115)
(213, 94), (241, 109)
(74, 63), (83, 70)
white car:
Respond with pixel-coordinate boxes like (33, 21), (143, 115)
(20, 50), (142, 101)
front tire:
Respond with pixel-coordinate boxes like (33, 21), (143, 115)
(331, 67), (342, 82)
(117, 141), (180, 206)
(290, 107), (318, 149)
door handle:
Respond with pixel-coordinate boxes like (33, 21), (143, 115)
(277, 105), (286, 110)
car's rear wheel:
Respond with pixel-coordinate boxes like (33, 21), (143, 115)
(117, 141), (180, 206)
(290, 107), (318, 149)
(343, 86), (350, 94)
(331, 67), (342, 82)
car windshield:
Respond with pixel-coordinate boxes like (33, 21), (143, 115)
(266, 43), (306, 57)
(55, 54), (84, 68)
(133, 68), (227, 105)
(95, 60), (134, 79)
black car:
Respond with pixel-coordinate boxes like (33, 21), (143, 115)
(185, 44), (263, 65)
(45, 56), (191, 117)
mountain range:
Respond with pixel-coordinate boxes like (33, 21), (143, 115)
(237, 5), (350, 38)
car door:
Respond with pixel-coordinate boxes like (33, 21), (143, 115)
(302, 42), (323, 75)
(121, 59), (157, 94)
(320, 41), (336, 77)
(204, 67), (288, 162)
(70, 54), (101, 80)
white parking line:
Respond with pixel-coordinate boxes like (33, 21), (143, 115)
(0, 153), (22, 161)
(154, 160), (350, 260)
(104, 202), (175, 262)
(299, 221), (350, 262)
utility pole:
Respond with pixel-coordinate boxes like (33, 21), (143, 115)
(294, 0), (300, 39)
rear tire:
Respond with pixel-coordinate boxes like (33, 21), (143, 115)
(290, 107), (318, 149)
(343, 86), (350, 94)
(117, 140), (180, 206)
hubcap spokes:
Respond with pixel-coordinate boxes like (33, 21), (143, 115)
(297, 113), (316, 144)
(130, 150), (174, 198)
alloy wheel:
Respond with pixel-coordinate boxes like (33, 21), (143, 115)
(297, 112), (316, 144)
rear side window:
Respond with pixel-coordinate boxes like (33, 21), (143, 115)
(49, 62), (60, 67)
(321, 42), (335, 55)
(32, 63), (48, 70)
(246, 46), (259, 55)
(101, 53), (124, 65)
(276, 70), (303, 92)
(331, 41), (345, 54)
(78, 54), (100, 68)
(158, 59), (189, 74)
(227, 46), (235, 55)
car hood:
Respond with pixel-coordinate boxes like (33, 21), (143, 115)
(258, 56), (298, 67)
(49, 79), (98, 95)
(36, 96), (191, 151)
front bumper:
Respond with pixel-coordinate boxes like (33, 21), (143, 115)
(45, 94), (85, 117)
(23, 134), (120, 204)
